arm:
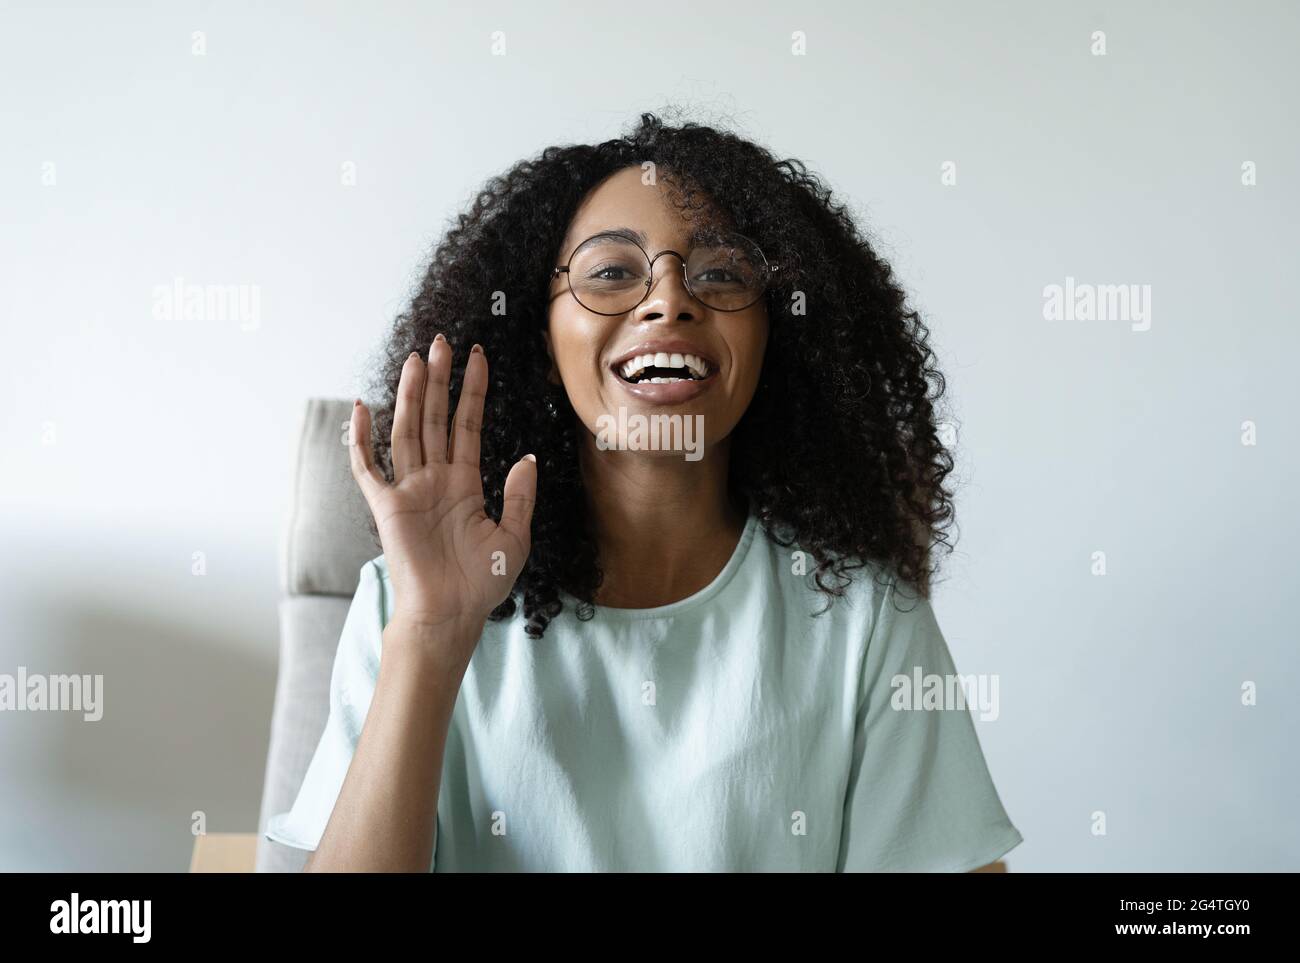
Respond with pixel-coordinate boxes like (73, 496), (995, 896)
(303, 336), (535, 872)
(304, 615), (479, 873)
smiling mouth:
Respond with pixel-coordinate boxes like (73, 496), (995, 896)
(614, 352), (714, 384)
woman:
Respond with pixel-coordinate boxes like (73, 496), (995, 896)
(266, 112), (1023, 872)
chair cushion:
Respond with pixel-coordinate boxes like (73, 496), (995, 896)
(280, 398), (381, 597)
(256, 595), (351, 872)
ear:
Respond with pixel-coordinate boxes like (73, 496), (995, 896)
(541, 329), (562, 386)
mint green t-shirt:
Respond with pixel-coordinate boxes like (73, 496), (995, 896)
(266, 512), (1023, 871)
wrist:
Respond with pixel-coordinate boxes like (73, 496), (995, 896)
(382, 612), (485, 670)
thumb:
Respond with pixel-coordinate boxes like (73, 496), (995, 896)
(348, 399), (389, 508)
(497, 454), (537, 551)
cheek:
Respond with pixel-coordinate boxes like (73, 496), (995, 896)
(547, 312), (613, 409)
(727, 315), (770, 397)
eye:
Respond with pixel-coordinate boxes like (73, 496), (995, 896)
(694, 265), (752, 288)
(584, 261), (643, 282)
(696, 267), (739, 283)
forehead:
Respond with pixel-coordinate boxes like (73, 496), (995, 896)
(561, 166), (725, 253)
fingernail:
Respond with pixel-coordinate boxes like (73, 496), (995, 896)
(471, 343), (483, 355)
(434, 333), (446, 344)
(523, 453), (536, 463)
(408, 351), (419, 361)
(354, 399), (361, 407)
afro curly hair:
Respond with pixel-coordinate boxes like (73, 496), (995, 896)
(367, 110), (956, 638)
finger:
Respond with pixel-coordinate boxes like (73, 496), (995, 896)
(421, 334), (451, 464)
(391, 351), (426, 482)
(348, 400), (388, 504)
(448, 344), (487, 467)
(498, 454), (537, 547)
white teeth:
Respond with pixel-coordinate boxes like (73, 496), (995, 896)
(618, 350), (712, 382)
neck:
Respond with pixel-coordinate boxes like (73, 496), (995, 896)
(579, 435), (747, 609)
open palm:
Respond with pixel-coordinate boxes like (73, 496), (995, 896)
(349, 336), (537, 651)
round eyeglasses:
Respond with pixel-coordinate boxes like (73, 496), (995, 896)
(551, 230), (777, 315)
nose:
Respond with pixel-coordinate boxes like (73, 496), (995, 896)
(635, 250), (697, 322)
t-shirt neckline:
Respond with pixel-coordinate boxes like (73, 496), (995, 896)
(560, 511), (760, 622)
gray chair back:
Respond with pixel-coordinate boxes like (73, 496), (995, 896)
(256, 399), (380, 872)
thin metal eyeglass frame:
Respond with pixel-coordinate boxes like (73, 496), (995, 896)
(550, 230), (779, 316)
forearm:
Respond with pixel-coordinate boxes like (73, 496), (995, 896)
(305, 617), (479, 872)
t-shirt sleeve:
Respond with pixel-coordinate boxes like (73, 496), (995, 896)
(263, 559), (387, 854)
(837, 576), (1023, 872)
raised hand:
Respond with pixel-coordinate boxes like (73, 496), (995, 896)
(348, 335), (537, 662)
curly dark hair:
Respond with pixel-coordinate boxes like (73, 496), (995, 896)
(367, 110), (955, 638)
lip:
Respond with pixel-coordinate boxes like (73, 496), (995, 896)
(608, 338), (720, 406)
(614, 371), (715, 405)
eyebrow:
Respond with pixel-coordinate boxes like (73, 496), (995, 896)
(587, 226), (650, 246)
(584, 226), (719, 248)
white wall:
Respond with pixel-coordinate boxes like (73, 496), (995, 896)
(1, 0), (1295, 870)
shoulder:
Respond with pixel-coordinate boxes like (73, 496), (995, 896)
(857, 571), (952, 686)
(749, 515), (905, 636)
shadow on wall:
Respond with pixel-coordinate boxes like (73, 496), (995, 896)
(0, 596), (276, 871)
